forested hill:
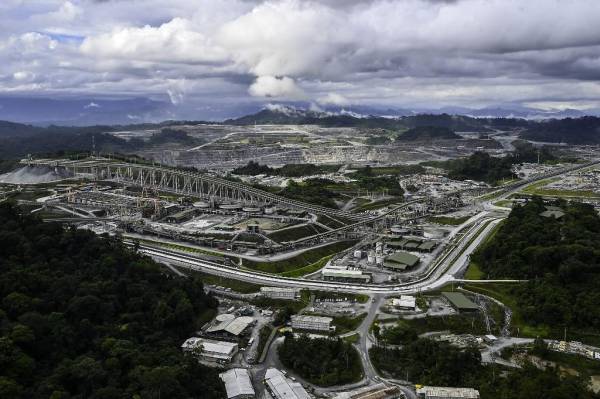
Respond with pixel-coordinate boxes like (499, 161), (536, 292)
(0, 123), (204, 159)
(473, 198), (600, 331)
(396, 126), (461, 141)
(226, 109), (493, 131)
(0, 203), (224, 398)
(521, 116), (600, 144)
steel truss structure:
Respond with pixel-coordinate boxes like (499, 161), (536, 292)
(23, 158), (368, 221)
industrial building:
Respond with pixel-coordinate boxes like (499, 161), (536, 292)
(206, 314), (255, 338)
(264, 368), (311, 399)
(387, 238), (437, 253)
(261, 286), (300, 300)
(383, 251), (420, 271)
(181, 337), (238, 363)
(322, 265), (372, 283)
(390, 295), (416, 311)
(334, 383), (401, 399)
(219, 368), (255, 399)
(416, 386), (480, 399)
(442, 292), (479, 312)
(165, 208), (198, 223)
(291, 315), (334, 332)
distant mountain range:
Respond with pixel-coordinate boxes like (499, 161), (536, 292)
(1, 104), (600, 159)
(0, 96), (598, 126)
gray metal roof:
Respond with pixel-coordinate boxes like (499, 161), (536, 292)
(265, 368), (310, 399)
(219, 368), (255, 399)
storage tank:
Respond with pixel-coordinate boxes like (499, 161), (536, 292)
(367, 252), (375, 264)
(219, 203), (242, 210)
(193, 201), (210, 208)
(264, 206), (277, 215)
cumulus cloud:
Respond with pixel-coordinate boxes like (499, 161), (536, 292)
(248, 75), (306, 99)
(80, 18), (227, 64)
(2, 0), (600, 114)
(318, 93), (350, 106)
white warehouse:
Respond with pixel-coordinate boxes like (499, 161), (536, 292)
(219, 368), (255, 399)
(291, 315), (333, 332)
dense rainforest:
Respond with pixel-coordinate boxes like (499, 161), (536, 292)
(278, 334), (363, 386)
(521, 116), (600, 144)
(473, 198), (600, 331)
(0, 203), (224, 398)
(371, 338), (599, 399)
(0, 124), (203, 159)
(430, 141), (564, 185)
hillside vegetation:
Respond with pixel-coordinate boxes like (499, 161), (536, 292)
(0, 203), (224, 398)
(473, 198), (600, 333)
(371, 338), (597, 399)
(522, 116), (600, 144)
(396, 126), (461, 141)
(278, 334), (362, 386)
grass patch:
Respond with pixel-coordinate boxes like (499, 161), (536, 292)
(332, 313), (367, 335)
(464, 261), (485, 280)
(493, 199), (513, 207)
(520, 177), (559, 194)
(8, 189), (51, 201)
(251, 296), (308, 313)
(400, 313), (490, 335)
(279, 255), (332, 277)
(134, 238), (225, 258)
(539, 350), (600, 375)
(427, 215), (471, 225)
(343, 333), (360, 344)
(463, 283), (549, 338)
(193, 271), (261, 294)
(267, 223), (328, 242)
(527, 188), (600, 198)
(243, 240), (357, 274)
(354, 197), (403, 211)
(256, 325), (275, 361)
(316, 214), (347, 229)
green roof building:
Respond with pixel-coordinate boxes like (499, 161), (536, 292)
(383, 251), (420, 271)
(442, 292), (479, 312)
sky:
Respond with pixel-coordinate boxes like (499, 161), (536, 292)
(2, 0), (600, 117)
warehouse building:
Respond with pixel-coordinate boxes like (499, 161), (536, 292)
(383, 252), (420, 271)
(291, 315), (334, 332)
(261, 286), (300, 300)
(181, 337), (238, 363)
(219, 368), (255, 399)
(442, 292), (479, 313)
(416, 386), (480, 399)
(387, 239), (437, 253)
(334, 383), (401, 399)
(206, 315), (255, 338)
(165, 208), (198, 223)
(390, 295), (416, 311)
(264, 368), (311, 399)
(322, 266), (372, 283)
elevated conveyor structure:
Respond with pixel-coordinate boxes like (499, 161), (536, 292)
(21, 157), (370, 221)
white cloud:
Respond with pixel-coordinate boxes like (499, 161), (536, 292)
(80, 18), (227, 64)
(13, 71), (35, 81)
(2, 0), (600, 114)
(248, 75), (306, 99)
(84, 102), (100, 109)
(318, 93), (350, 106)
